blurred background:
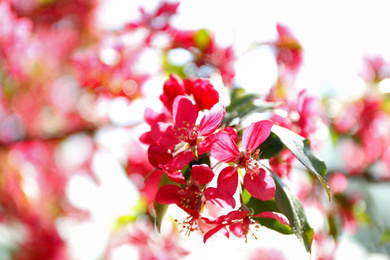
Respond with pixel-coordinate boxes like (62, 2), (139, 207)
(0, 0), (390, 259)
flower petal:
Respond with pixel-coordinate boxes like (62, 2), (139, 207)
(144, 107), (166, 126)
(191, 164), (214, 185)
(155, 185), (182, 205)
(164, 170), (186, 184)
(204, 187), (235, 208)
(253, 211), (290, 226)
(243, 168), (276, 201)
(162, 150), (194, 172)
(192, 79), (219, 110)
(203, 225), (228, 243)
(210, 132), (240, 163)
(217, 166), (238, 197)
(197, 134), (216, 155)
(147, 144), (173, 169)
(229, 221), (245, 238)
(242, 120), (273, 152)
(223, 127), (238, 143)
(198, 102), (225, 136)
(173, 96), (198, 129)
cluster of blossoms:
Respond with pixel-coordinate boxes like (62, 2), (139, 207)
(140, 74), (290, 242)
(0, 1), (237, 257)
(6, 0), (388, 258)
(330, 56), (390, 179)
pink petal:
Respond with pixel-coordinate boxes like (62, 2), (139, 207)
(152, 122), (179, 150)
(217, 166), (238, 197)
(198, 102), (225, 136)
(191, 164), (214, 185)
(229, 222), (245, 237)
(202, 210), (247, 224)
(147, 144), (173, 169)
(141, 170), (163, 204)
(155, 185), (182, 205)
(225, 210), (249, 221)
(163, 74), (185, 97)
(223, 127), (238, 143)
(210, 132), (240, 163)
(204, 187), (236, 208)
(242, 120), (273, 152)
(328, 172), (347, 194)
(144, 107), (165, 126)
(164, 170), (186, 184)
(192, 79), (219, 110)
(197, 134), (215, 155)
(203, 225), (227, 243)
(243, 168), (276, 201)
(162, 150), (194, 172)
(139, 131), (154, 145)
(173, 96), (198, 129)
(254, 211), (290, 226)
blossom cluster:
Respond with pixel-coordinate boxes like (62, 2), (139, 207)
(5, 0), (386, 258)
(140, 74), (290, 242)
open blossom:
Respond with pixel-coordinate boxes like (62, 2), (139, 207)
(155, 164), (230, 235)
(210, 120), (276, 201)
(161, 95), (225, 172)
(156, 164), (214, 213)
(202, 209), (289, 243)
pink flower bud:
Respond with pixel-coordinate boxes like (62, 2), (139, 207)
(192, 79), (219, 110)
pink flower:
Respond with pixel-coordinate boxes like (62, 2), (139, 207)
(159, 74), (186, 113)
(328, 172), (347, 195)
(155, 164), (215, 215)
(192, 79), (219, 110)
(274, 23), (302, 72)
(360, 55), (390, 83)
(210, 120), (276, 201)
(202, 209), (289, 243)
(161, 96), (225, 172)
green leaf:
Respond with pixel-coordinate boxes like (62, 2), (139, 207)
(154, 172), (176, 232)
(327, 215), (338, 240)
(379, 228), (390, 245)
(224, 102), (275, 126)
(227, 89), (258, 112)
(272, 172), (314, 257)
(194, 29), (211, 51)
(181, 164), (191, 182)
(243, 189), (293, 235)
(115, 197), (148, 230)
(154, 202), (169, 233)
(162, 51), (186, 78)
(271, 125), (331, 201)
(236, 103), (274, 120)
(258, 132), (285, 159)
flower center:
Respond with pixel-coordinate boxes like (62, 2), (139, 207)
(239, 149), (262, 176)
(179, 185), (201, 210)
(173, 120), (199, 145)
(175, 215), (199, 236)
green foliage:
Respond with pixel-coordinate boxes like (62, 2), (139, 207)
(194, 29), (211, 51)
(271, 125), (331, 201)
(115, 198), (148, 230)
(154, 172), (176, 232)
(258, 132), (285, 159)
(272, 172), (314, 256)
(162, 52), (186, 78)
(224, 88), (275, 126)
(243, 189), (293, 235)
(379, 228), (390, 246)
